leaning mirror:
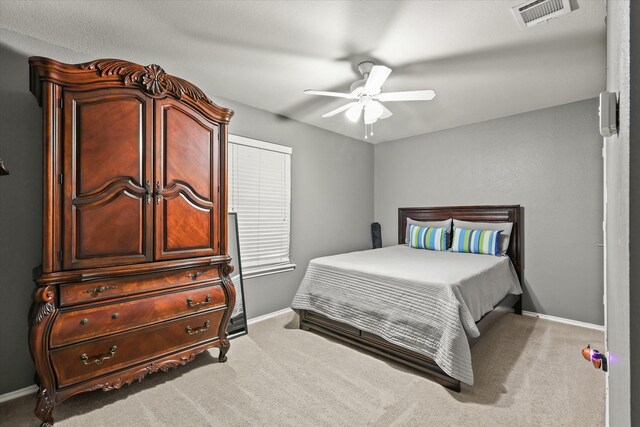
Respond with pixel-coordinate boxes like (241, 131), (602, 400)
(227, 212), (248, 338)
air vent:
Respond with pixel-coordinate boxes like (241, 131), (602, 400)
(511, 0), (572, 29)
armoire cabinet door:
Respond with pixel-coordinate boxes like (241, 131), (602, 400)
(63, 89), (153, 270)
(154, 98), (220, 260)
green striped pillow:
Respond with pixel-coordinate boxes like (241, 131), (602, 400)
(407, 224), (448, 251)
(451, 227), (502, 256)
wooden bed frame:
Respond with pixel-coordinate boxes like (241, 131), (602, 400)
(298, 205), (523, 392)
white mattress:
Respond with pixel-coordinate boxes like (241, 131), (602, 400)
(312, 245), (522, 322)
(291, 245), (522, 384)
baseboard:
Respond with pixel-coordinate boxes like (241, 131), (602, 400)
(0, 384), (37, 404)
(247, 307), (293, 326)
(522, 310), (604, 332)
(247, 308), (606, 332)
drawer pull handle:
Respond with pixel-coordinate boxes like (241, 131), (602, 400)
(186, 294), (211, 308)
(83, 285), (117, 294)
(185, 272), (205, 280)
(185, 321), (210, 335)
(80, 346), (117, 365)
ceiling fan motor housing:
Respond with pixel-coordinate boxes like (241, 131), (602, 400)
(357, 61), (375, 77)
(350, 61), (375, 95)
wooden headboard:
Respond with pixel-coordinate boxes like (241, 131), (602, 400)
(398, 205), (523, 284)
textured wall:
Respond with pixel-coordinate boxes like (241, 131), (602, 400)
(374, 99), (604, 326)
(0, 29), (374, 394)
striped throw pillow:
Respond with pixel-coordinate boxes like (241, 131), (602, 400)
(407, 224), (448, 251)
(451, 228), (502, 256)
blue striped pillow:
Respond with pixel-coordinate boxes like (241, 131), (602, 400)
(451, 228), (502, 256)
(407, 224), (448, 251)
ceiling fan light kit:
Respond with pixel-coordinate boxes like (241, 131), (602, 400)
(345, 102), (364, 122)
(305, 61), (436, 138)
(364, 100), (383, 125)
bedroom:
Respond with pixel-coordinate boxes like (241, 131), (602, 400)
(0, 0), (637, 426)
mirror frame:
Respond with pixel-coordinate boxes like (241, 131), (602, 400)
(227, 212), (248, 339)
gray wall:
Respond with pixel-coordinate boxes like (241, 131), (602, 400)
(605, 0), (640, 425)
(374, 99), (604, 326)
(0, 39), (43, 398)
(0, 30), (374, 395)
(0, 32), (90, 396)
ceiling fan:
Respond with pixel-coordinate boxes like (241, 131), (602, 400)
(304, 61), (436, 137)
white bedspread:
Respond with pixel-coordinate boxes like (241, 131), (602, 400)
(291, 245), (522, 385)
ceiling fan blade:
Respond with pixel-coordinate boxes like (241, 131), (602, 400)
(364, 101), (384, 125)
(321, 102), (358, 118)
(379, 102), (393, 119)
(364, 65), (392, 95)
(377, 90), (436, 102)
(304, 90), (355, 99)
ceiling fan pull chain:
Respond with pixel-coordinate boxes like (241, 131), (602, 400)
(364, 121), (368, 139)
(371, 122), (374, 136)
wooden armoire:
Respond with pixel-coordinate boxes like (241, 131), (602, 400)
(28, 57), (235, 426)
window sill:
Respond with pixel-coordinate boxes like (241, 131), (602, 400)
(242, 263), (296, 280)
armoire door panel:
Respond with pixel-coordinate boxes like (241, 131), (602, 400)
(76, 191), (145, 257)
(64, 89), (153, 270)
(155, 99), (220, 260)
(76, 97), (144, 194)
(164, 192), (213, 251)
(164, 107), (213, 199)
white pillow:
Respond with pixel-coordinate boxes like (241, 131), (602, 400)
(452, 219), (513, 256)
(405, 218), (452, 244)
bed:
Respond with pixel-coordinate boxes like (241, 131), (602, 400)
(292, 205), (523, 392)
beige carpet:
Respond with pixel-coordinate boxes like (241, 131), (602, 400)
(0, 311), (604, 426)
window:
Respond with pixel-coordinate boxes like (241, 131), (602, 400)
(228, 134), (294, 279)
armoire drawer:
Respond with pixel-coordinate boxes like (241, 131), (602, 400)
(59, 265), (219, 306)
(51, 309), (225, 387)
(50, 283), (226, 348)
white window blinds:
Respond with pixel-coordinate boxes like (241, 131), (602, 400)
(228, 135), (293, 278)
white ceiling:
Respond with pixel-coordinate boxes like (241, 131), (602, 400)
(0, 1), (606, 143)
